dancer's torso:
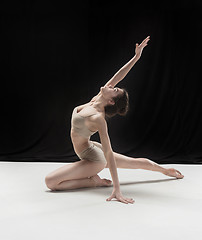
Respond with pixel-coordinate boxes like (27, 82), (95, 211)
(71, 101), (103, 155)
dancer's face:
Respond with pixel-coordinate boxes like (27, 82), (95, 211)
(100, 85), (123, 104)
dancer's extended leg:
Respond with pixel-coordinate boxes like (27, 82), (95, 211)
(111, 152), (184, 178)
(91, 141), (184, 179)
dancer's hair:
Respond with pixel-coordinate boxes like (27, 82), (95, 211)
(104, 88), (129, 119)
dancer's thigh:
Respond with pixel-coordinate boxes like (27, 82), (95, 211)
(91, 141), (103, 150)
(45, 159), (106, 187)
(91, 141), (134, 169)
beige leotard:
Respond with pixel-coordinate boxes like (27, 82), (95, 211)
(71, 107), (97, 139)
(71, 106), (106, 164)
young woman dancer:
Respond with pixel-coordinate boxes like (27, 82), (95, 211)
(45, 36), (184, 204)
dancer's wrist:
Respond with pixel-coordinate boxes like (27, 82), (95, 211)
(134, 53), (141, 60)
(113, 185), (120, 191)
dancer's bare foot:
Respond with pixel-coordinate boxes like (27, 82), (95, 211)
(164, 168), (184, 179)
(89, 174), (112, 187)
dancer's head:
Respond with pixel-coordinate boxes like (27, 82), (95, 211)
(100, 85), (129, 119)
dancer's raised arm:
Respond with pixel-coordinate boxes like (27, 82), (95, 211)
(104, 36), (150, 88)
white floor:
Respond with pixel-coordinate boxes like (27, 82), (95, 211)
(0, 162), (201, 240)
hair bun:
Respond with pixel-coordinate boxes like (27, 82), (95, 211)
(118, 107), (126, 116)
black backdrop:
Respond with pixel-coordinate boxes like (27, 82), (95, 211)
(1, 0), (202, 164)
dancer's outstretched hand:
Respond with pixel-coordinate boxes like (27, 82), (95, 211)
(135, 36), (150, 58)
(106, 188), (135, 204)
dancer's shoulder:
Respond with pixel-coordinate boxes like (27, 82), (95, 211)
(93, 114), (107, 131)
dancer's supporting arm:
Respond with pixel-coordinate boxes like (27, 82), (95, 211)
(104, 36), (150, 88)
(96, 115), (134, 204)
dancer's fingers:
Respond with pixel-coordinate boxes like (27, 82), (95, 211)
(142, 36), (150, 43)
(140, 38), (150, 47)
(127, 198), (135, 203)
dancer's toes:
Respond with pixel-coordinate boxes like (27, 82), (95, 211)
(103, 178), (112, 187)
(90, 175), (112, 187)
(165, 168), (184, 179)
